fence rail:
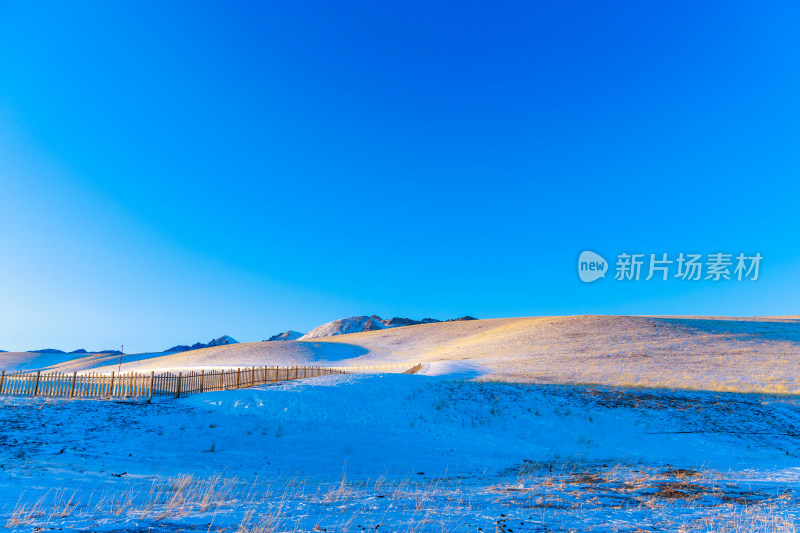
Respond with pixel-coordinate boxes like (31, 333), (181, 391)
(0, 362), (423, 401)
(403, 363), (423, 374)
(330, 362), (421, 372)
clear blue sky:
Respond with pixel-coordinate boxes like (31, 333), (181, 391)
(1, 1), (799, 352)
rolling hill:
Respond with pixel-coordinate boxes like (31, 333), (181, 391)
(3, 315), (799, 394)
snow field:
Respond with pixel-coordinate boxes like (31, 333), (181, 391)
(1, 373), (799, 531)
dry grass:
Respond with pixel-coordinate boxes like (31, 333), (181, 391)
(6, 488), (76, 528)
(255, 464), (797, 532)
(3, 464), (798, 532)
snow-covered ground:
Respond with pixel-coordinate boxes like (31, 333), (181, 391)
(1, 371), (799, 531)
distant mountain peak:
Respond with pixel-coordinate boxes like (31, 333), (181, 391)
(300, 316), (387, 339)
(265, 330), (304, 342)
(24, 348), (125, 355)
(165, 335), (238, 353)
(381, 317), (441, 327)
(208, 335), (238, 347)
(299, 314), (479, 339)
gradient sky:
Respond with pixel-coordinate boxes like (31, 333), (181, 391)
(1, 1), (799, 353)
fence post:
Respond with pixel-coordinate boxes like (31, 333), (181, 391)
(69, 371), (77, 398)
(148, 371), (155, 402)
(176, 372), (182, 398)
(109, 372), (115, 398)
(0, 369), (4, 394)
(200, 369), (205, 393)
(237, 368), (241, 388)
(33, 371), (41, 397)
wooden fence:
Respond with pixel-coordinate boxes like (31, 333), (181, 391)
(0, 362), (424, 401)
(331, 362), (422, 372)
(403, 363), (423, 374)
(0, 366), (348, 401)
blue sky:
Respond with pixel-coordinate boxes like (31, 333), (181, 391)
(1, 1), (799, 352)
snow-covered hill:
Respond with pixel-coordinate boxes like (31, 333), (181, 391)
(6, 316), (800, 395)
(300, 316), (387, 339)
(265, 330), (304, 341)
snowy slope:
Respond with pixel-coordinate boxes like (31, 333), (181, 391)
(308, 315), (800, 394)
(0, 351), (86, 371)
(300, 315), (387, 339)
(39, 340), (365, 373)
